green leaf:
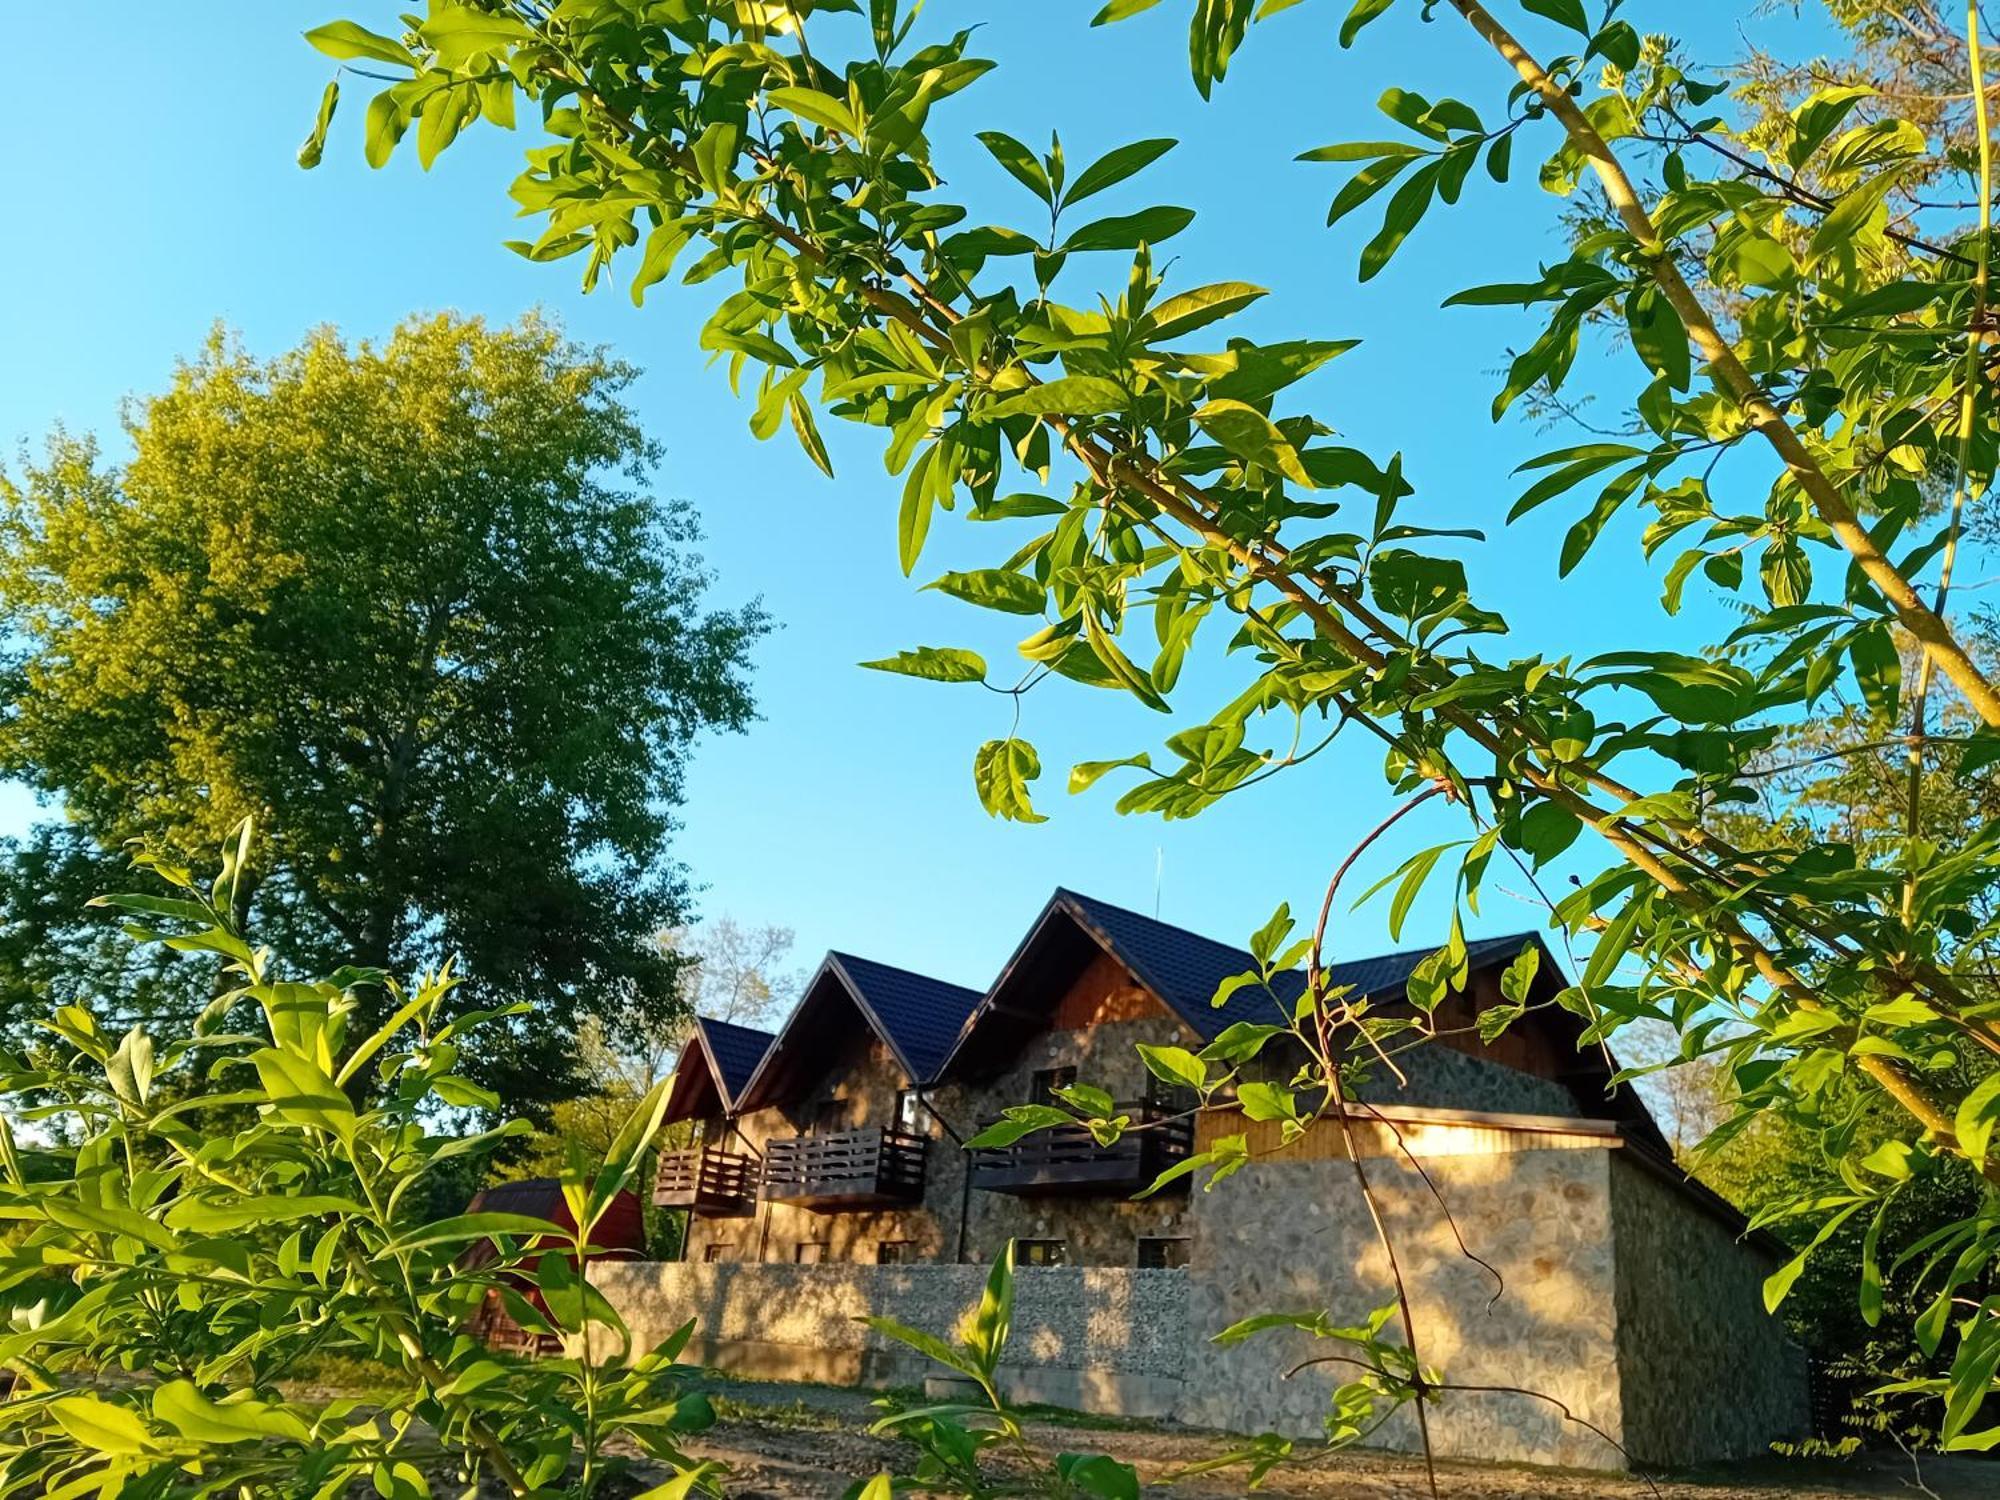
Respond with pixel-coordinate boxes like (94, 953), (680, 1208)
(1069, 753), (1151, 793)
(974, 738), (1047, 823)
(383, 1212), (566, 1255)
(1366, 549), (1469, 622)
(1137, 1044), (1208, 1094)
(863, 1314), (979, 1379)
(768, 86), (862, 137)
(967, 1240), (1015, 1374)
(165, 1194), (364, 1234)
(152, 1381), (311, 1445)
(1521, 0), (1588, 33)
(1062, 138), (1176, 208)
(982, 375), (1128, 420)
(249, 1048), (356, 1142)
(1788, 84), (1875, 169)
(1236, 1082), (1297, 1123)
(1143, 282), (1267, 343)
(1339, 0), (1399, 47)
(1358, 161), (1438, 281)
(926, 569), (1046, 615)
(363, 89), (409, 169)
(1848, 625), (1901, 720)
(1625, 284), (1690, 391)
(966, 1105), (1072, 1148)
(50, 1396), (157, 1456)
(1083, 616), (1171, 712)
(1320, 154), (1415, 231)
(1061, 206), (1196, 253)
(298, 80), (340, 169)
(1955, 1071), (2000, 1170)
(860, 647), (989, 684)
(976, 131), (1052, 203)
(303, 20), (415, 66)
(1194, 400), (1313, 487)
(1092, 0), (1166, 20)
(590, 1075), (674, 1230)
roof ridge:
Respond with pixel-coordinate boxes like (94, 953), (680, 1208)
(828, 948), (983, 998)
(1059, 888), (1540, 975)
(695, 1015), (776, 1042)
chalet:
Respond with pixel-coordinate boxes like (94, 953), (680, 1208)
(618, 889), (1809, 1470)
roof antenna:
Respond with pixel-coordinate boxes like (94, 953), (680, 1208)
(1153, 846), (1164, 919)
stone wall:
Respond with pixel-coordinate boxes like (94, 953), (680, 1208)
(1177, 1146), (1629, 1470)
(592, 1261), (1188, 1415)
(1607, 1154), (1811, 1465)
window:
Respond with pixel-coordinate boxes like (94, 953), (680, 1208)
(701, 1244), (728, 1264)
(808, 1098), (846, 1135)
(1030, 1066), (1077, 1104)
(877, 1240), (917, 1265)
(794, 1241), (827, 1265)
(894, 1088), (926, 1133)
(1136, 1237), (1190, 1270)
(1015, 1239), (1068, 1267)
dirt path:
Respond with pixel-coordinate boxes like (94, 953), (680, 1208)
(683, 1379), (1993, 1499)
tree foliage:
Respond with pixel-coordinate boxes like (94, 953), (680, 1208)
(0, 314), (766, 1113)
(288, 0), (2000, 1454)
(0, 829), (720, 1499)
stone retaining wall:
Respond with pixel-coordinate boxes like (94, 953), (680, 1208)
(592, 1262), (1189, 1416)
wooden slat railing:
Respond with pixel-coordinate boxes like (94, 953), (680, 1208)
(654, 1145), (757, 1215)
(969, 1102), (1194, 1196)
(761, 1126), (927, 1207)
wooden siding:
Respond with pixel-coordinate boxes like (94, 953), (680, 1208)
(1049, 950), (1171, 1031)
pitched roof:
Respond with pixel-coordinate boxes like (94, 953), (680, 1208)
(1035, 889), (1538, 1043)
(661, 1015), (776, 1124)
(733, 951), (983, 1111)
(829, 952), (983, 1083)
(942, 889), (1667, 1153)
(698, 1016), (775, 1102)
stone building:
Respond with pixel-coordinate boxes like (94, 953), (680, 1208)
(617, 889), (1809, 1469)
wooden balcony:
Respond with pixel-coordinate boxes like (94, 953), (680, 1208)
(653, 1146), (757, 1217)
(761, 1126), (927, 1212)
(970, 1103), (1195, 1197)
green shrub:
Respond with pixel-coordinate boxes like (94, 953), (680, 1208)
(0, 825), (719, 1499)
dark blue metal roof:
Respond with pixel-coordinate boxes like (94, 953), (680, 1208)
(829, 951), (984, 1084)
(696, 1016), (776, 1106)
(1057, 889), (1539, 1042)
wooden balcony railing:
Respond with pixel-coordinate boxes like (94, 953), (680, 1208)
(969, 1102), (1194, 1197)
(653, 1145), (757, 1217)
(761, 1126), (927, 1212)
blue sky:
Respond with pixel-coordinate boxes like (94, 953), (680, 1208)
(0, 2), (1831, 997)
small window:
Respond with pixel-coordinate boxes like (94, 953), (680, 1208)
(794, 1241), (826, 1265)
(808, 1098), (845, 1136)
(701, 1244), (728, 1264)
(877, 1240), (917, 1265)
(894, 1088), (926, 1133)
(1030, 1066), (1077, 1104)
(1137, 1237), (1190, 1270)
(1016, 1239), (1068, 1267)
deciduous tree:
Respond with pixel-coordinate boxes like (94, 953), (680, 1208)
(0, 314), (766, 1112)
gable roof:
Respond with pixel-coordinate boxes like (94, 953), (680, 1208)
(733, 951), (983, 1112)
(1056, 889), (1537, 1041)
(938, 889), (1666, 1151)
(700, 1016), (775, 1101)
(661, 1015), (777, 1125)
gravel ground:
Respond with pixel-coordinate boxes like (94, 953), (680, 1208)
(678, 1378), (1993, 1500)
